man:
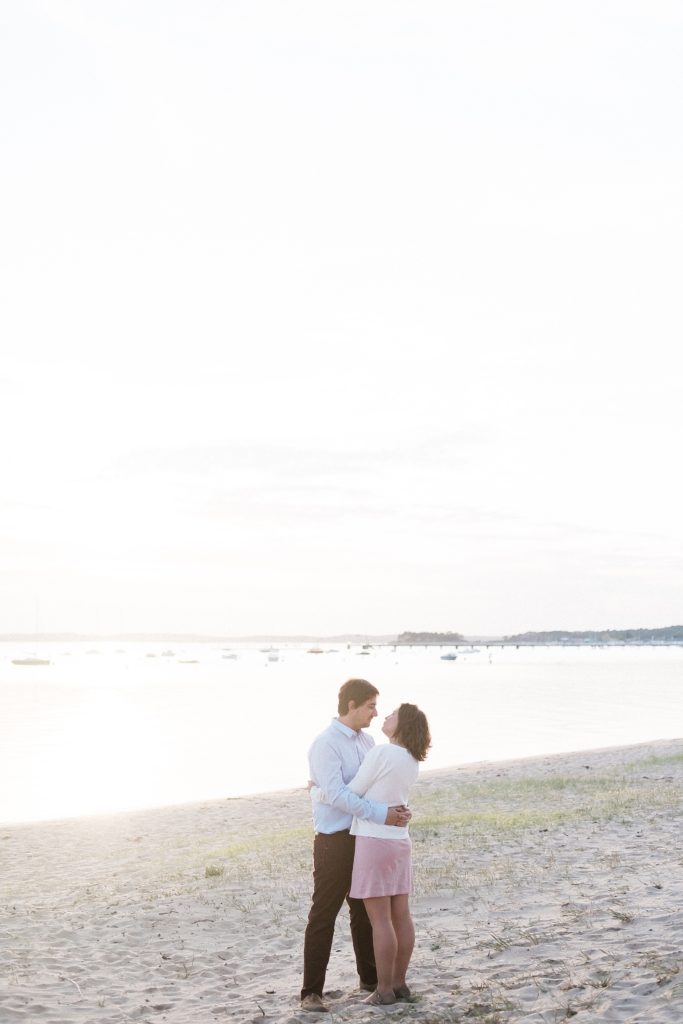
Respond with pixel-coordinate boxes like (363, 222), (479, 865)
(300, 678), (411, 1012)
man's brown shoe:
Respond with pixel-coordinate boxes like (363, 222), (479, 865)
(301, 993), (329, 1012)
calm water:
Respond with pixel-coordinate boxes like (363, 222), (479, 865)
(1, 642), (682, 825)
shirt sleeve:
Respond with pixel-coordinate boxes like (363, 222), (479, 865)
(346, 745), (386, 796)
(309, 739), (387, 825)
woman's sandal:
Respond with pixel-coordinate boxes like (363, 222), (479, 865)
(363, 990), (397, 1005)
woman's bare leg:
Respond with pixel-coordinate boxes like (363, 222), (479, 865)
(390, 894), (415, 989)
(362, 896), (397, 1001)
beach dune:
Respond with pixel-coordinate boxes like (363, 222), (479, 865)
(2, 738), (682, 1023)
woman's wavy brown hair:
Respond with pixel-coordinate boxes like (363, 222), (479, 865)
(393, 703), (431, 761)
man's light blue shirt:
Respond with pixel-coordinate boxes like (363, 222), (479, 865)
(308, 718), (388, 834)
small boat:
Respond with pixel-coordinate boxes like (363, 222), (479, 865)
(161, 650), (175, 657)
(223, 653), (238, 660)
(179, 659), (199, 664)
(440, 653), (458, 661)
(12, 658), (50, 666)
(357, 651), (371, 656)
(307, 647), (324, 654)
(268, 653), (279, 662)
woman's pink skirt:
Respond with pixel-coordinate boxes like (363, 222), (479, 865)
(349, 836), (413, 899)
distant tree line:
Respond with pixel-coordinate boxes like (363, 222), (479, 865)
(396, 631), (465, 645)
(504, 626), (683, 643)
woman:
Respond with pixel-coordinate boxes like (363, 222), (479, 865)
(344, 702), (430, 1005)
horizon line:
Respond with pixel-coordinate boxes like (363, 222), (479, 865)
(1, 625), (682, 644)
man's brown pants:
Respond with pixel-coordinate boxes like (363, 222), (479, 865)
(301, 830), (377, 999)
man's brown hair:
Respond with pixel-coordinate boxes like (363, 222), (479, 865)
(338, 678), (379, 715)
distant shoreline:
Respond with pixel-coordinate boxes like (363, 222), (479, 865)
(1, 632), (683, 647)
(0, 633), (399, 644)
(2, 623), (682, 646)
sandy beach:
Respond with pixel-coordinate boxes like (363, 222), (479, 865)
(2, 738), (682, 1024)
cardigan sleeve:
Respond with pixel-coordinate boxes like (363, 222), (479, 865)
(346, 745), (388, 797)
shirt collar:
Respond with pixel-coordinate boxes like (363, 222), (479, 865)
(331, 717), (359, 739)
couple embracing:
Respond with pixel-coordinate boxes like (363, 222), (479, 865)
(301, 678), (430, 1011)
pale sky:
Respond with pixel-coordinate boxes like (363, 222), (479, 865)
(1, 1), (682, 636)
